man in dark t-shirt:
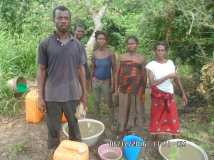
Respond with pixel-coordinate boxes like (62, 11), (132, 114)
(37, 6), (87, 150)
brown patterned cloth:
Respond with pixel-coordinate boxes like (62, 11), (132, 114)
(118, 60), (145, 95)
(117, 60), (146, 132)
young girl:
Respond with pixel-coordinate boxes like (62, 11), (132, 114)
(116, 36), (147, 136)
(91, 31), (116, 116)
(146, 41), (188, 140)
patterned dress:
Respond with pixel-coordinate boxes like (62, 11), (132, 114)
(118, 60), (146, 132)
(118, 60), (145, 95)
(149, 86), (180, 135)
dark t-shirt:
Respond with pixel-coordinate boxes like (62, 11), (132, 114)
(38, 34), (86, 102)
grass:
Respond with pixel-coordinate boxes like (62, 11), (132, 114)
(0, 78), (23, 116)
(180, 113), (214, 157)
(87, 92), (95, 113)
(0, 98), (22, 116)
(0, 32), (38, 80)
(8, 142), (26, 160)
(0, 30), (38, 116)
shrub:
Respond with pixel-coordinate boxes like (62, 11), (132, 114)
(197, 62), (214, 105)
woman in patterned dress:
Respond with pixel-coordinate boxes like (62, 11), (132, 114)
(146, 41), (188, 141)
(116, 36), (147, 136)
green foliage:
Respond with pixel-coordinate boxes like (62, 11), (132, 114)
(0, 0), (213, 75)
(0, 32), (39, 79)
(197, 62), (214, 105)
(104, 0), (146, 53)
(138, 0), (214, 67)
(0, 0), (31, 33)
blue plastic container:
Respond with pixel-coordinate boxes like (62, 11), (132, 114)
(123, 135), (144, 160)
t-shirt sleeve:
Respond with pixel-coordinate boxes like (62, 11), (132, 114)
(145, 61), (154, 72)
(38, 40), (48, 66)
(169, 60), (176, 72)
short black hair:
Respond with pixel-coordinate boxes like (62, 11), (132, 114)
(53, 5), (71, 19)
(74, 24), (85, 31)
(126, 36), (139, 44)
(95, 30), (108, 40)
(153, 41), (168, 51)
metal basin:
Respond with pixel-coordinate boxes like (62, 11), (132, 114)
(159, 139), (208, 160)
(63, 118), (105, 147)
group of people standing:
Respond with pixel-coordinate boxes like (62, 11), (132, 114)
(38, 5), (188, 151)
(91, 31), (188, 140)
(91, 32), (146, 135)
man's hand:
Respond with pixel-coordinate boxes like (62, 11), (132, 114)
(80, 94), (88, 111)
(38, 97), (46, 113)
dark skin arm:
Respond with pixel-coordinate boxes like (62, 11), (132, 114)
(90, 55), (95, 86)
(115, 55), (122, 94)
(79, 64), (88, 109)
(111, 54), (116, 93)
(38, 64), (47, 112)
(174, 75), (188, 105)
(138, 57), (147, 103)
(141, 56), (147, 93)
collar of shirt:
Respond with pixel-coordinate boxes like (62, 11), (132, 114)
(53, 31), (74, 42)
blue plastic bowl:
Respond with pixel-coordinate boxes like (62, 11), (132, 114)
(123, 134), (144, 160)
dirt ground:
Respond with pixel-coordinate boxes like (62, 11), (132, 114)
(0, 114), (49, 160)
(0, 111), (161, 160)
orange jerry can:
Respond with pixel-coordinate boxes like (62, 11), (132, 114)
(25, 89), (44, 123)
(53, 140), (89, 160)
(61, 113), (67, 123)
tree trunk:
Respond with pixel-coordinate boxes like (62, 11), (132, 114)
(86, 5), (107, 61)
